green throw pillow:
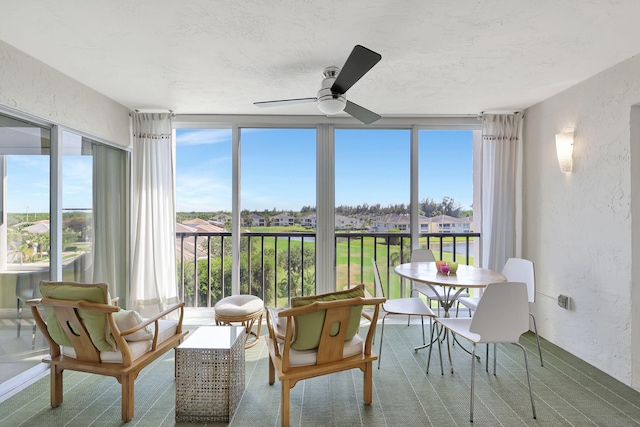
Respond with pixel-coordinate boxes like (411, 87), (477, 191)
(290, 284), (365, 351)
(40, 281), (116, 352)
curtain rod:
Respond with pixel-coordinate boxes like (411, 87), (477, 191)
(129, 109), (175, 118)
(477, 111), (522, 120)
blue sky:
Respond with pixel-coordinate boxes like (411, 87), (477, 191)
(7, 128), (473, 214)
(176, 128), (473, 212)
(7, 155), (93, 214)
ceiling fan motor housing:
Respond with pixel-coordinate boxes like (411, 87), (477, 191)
(317, 66), (346, 115)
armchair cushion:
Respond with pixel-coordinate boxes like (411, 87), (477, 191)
(39, 281), (116, 351)
(113, 310), (153, 341)
(61, 319), (178, 363)
(278, 334), (364, 367)
(290, 284), (365, 350)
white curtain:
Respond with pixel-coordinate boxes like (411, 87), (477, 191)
(481, 113), (523, 271)
(129, 112), (178, 317)
(92, 143), (127, 299)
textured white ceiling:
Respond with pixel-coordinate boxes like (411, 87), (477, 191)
(1, 0), (639, 118)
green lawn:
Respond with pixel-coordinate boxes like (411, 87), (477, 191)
(240, 231), (475, 301)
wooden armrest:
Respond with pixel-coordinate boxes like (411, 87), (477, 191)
(134, 302), (185, 330)
(127, 302), (185, 350)
(266, 307), (286, 342)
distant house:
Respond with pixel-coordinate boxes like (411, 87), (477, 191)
(335, 214), (362, 230)
(23, 219), (50, 234)
(370, 214), (430, 232)
(300, 214), (362, 229)
(272, 213), (295, 226)
(211, 213), (231, 225)
(370, 213), (472, 233)
(243, 214), (265, 227)
(175, 223), (208, 260)
(182, 218), (225, 232)
(427, 214), (473, 233)
(182, 218), (208, 226)
(301, 214), (316, 228)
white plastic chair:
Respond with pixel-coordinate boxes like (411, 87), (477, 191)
(430, 282), (537, 422)
(410, 248), (468, 317)
(372, 258), (437, 369)
(457, 257), (543, 366)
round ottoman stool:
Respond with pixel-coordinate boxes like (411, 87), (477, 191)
(214, 295), (264, 348)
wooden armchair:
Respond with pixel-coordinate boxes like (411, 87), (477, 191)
(27, 281), (188, 422)
(266, 289), (385, 427)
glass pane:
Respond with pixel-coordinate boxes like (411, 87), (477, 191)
(62, 131), (93, 283)
(175, 129), (232, 308)
(0, 113), (51, 384)
(335, 129), (410, 296)
(240, 128), (316, 307)
(418, 130), (474, 264)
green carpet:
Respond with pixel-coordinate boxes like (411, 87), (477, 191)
(1, 325), (640, 426)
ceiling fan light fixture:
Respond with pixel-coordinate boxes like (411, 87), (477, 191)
(317, 95), (346, 115)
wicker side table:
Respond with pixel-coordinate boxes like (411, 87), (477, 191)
(175, 326), (245, 423)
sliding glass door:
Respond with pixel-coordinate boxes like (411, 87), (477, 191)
(0, 113), (51, 384)
(0, 113), (130, 387)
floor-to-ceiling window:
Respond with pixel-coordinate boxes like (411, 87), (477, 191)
(174, 128), (232, 308)
(335, 129), (411, 295)
(240, 128), (316, 307)
(418, 129), (475, 262)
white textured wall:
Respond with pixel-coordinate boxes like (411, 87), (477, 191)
(0, 39), (130, 147)
(523, 54), (640, 389)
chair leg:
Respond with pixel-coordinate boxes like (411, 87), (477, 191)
(121, 374), (135, 421)
(445, 328), (454, 374)
(530, 313), (544, 366)
(437, 323), (444, 375)
(377, 315), (388, 369)
(51, 366), (63, 408)
(485, 344), (489, 372)
(363, 361), (373, 404)
(17, 298), (22, 338)
(470, 343), (477, 423)
(514, 342), (537, 419)
(426, 329), (433, 374)
(426, 322), (444, 376)
(420, 316), (426, 346)
(281, 379), (291, 427)
(269, 356), (275, 385)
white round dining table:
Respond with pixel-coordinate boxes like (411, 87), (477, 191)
(394, 261), (507, 354)
(394, 261), (506, 291)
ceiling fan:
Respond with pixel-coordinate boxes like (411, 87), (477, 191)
(254, 45), (382, 125)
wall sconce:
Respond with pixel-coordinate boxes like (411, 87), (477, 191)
(555, 132), (574, 173)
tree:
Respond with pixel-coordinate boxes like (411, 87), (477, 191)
(439, 196), (462, 217)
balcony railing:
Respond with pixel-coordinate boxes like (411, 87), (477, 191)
(176, 231), (480, 309)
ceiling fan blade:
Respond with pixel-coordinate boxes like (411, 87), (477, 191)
(331, 45), (382, 94)
(344, 100), (381, 125)
(254, 97), (317, 107)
